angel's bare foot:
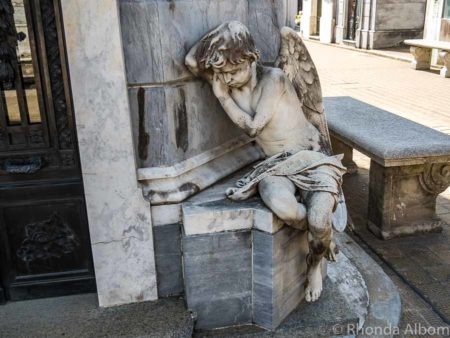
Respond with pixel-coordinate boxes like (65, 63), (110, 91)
(305, 263), (322, 302)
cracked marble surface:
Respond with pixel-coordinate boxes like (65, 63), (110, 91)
(61, 1), (157, 306)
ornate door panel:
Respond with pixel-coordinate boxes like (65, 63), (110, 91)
(0, 0), (95, 301)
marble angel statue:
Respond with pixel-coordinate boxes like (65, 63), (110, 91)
(185, 21), (347, 302)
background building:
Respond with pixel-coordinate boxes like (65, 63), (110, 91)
(301, 0), (428, 49)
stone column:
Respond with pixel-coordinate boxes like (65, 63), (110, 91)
(410, 46), (432, 70)
(61, 1), (157, 307)
(439, 51), (450, 78)
(335, 0), (348, 44)
(423, 0), (445, 65)
(320, 0), (335, 43)
(301, 0), (319, 38)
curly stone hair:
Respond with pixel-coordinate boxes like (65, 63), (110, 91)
(195, 21), (260, 70)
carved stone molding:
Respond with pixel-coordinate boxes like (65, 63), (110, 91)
(419, 163), (450, 195)
(410, 46), (431, 70)
(138, 136), (264, 205)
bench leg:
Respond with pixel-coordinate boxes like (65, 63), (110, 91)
(331, 135), (357, 174)
(440, 51), (450, 78)
(410, 46), (431, 70)
(367, 160), (450, 240)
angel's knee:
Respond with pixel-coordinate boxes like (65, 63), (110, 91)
(307, 194), (334, 238)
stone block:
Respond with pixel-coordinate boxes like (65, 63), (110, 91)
(253, 227), (311, 329)
(153, 223), (183, 297)
(182, 226), (313, 330)
(182, 230), (253, 329)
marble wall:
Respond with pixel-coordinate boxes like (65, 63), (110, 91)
(119, 0), (292, 169)
(356, 0), (426, 49)
(61, 1), (157, 306)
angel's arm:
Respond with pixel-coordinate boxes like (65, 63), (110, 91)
(185, 24), (228, 83)
(185, 42), (213, 82)
(213, 74), (281, 137)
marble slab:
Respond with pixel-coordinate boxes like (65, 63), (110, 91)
(141, 141), (263, 204)
(61, 0), (157, 306)
(119, 0), (286, 85)
(128, 81), (243, 168)
(324, 96), (450, 166)
(153, 223), (183, 297)
(182, 230), (253, 329)
(254, 227), (318, 330)
(182, 167), (284, 235)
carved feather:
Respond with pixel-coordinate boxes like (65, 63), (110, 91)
(275, 27), (348, 231)
(275, 27), (332, 156)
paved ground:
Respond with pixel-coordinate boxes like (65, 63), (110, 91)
(306, 40), (450, 135)
(306, 41), (450, 334)
(0, 294), (193, 338)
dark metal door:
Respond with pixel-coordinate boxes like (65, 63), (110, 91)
(0, 0), (95, 302)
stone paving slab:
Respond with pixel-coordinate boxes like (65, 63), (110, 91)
(0, 294), (194, 338)
(305, 41), (450, 137)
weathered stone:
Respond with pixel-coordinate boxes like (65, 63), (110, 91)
(367, 160), (448, 239)
(325, 96), (450, 238)
(325, 97), (450, 166)
(253, 227), (311, 329)
(128, 81), (243, 168)
(410, 46), (432, 70)
(153, 223), (183, 297)
(331, 135), (358, 174)
(182, 230), (253, 329)
(185, 22), (348, 307)
(61, 0), (157, 307)
(404, 40), (450, 76)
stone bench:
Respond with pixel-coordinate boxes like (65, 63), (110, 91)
(404, 39), (450, 78)
(325, 96), (450, 240)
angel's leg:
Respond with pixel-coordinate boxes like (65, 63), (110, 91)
(304, 191), (335, 302)
(258, 176), (307, 229)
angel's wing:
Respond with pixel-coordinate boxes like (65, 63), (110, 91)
(275, 27), (348, 232)
(275, 27), (332, 156)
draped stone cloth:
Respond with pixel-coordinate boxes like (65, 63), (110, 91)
(230, 149), (347, 216)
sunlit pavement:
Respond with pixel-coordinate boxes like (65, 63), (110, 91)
(307, 40), (450, 331)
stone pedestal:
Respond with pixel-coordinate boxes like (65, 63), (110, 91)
(180, 172), (323, 330)
(368, 161), (450, 240)
(410, 46), (432, 70)
(331, 135), (357, 174)
(439, 51), (450, 78)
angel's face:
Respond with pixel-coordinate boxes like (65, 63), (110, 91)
(213, 61), (252, 88)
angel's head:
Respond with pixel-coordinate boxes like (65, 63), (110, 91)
(196, 21), (260, 87)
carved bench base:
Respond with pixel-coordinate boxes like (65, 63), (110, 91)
(439, 51), (450, 78)
(331, 136), (358, 174)
(410, 46), (432, 71)
(368, 161), (449, 239)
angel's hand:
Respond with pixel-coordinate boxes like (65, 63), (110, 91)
(212, 74), (230, 100)
(226, 187), (238, 197)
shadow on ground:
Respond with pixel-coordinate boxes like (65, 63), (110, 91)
(343, 157), (450, 328)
